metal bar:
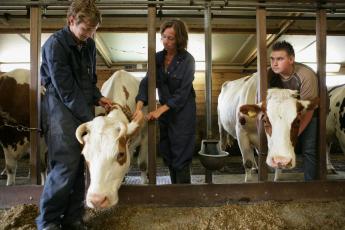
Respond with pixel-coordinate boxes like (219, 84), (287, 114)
(29, 6), (41, 185)
(0, 0), (345, 9)
(2, 180), (345, 208)
(147, 3), (157, 185)
(204, 2), (212, 139)
(316, 9), (327, 180)
(256, 5), (268, 182)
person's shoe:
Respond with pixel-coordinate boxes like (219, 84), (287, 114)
(42, 223), (61, 230)
(62, 220), (87, 230)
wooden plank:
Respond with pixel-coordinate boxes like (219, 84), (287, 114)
(2, 181), (345, 208)
(256, 6), (268, 182)
(316, 9), (327, 180)
(147, 4), (157, 185)
(29, 6), (41, 185)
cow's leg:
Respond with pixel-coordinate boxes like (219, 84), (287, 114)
(218, 118), (228, 150)
(40, 138), (48, 185)
(138, 132), (148, 184)
(326, 143), (336, 174)
(236, 132), (257, 182)
(3, 147), (18, 186)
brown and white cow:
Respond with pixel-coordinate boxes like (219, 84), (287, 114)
(75, 70), (147, 208)
(218, 73), (318, 182)
(0, 69), (47, 185)
(326, 84), (345, 172)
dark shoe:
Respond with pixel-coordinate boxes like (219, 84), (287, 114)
(176, 165), (191, 184)
(62, 221), (87, 230)
(169, 167), (177, 184)
(42, 223), (61, 230)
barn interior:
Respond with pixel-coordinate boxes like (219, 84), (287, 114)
(1, 0), (345, 188)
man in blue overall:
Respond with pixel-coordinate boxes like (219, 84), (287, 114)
(36, 1), (112, 229)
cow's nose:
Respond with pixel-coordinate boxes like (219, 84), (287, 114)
(272, 156), (292, 169)
(88, 193), (110, 208)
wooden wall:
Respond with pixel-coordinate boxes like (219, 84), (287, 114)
(96, 69), (250, 154)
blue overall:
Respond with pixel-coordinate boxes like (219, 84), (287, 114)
(36, 26), (102, 229)
(136, 50), (196, 171)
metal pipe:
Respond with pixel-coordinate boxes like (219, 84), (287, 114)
(0, 0), (344, 10)
(204, 2), (212, 139)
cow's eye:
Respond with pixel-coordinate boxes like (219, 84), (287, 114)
(117, 152), (125, 160)
(294, 119), (300, 127)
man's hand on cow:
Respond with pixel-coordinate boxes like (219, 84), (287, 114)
(98, 97), (113, 113)
(133, 109), (144, 125)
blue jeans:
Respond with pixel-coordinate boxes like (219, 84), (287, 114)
(296, 117), (318, 181)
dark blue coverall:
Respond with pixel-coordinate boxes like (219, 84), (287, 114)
(36, 26), (102, 229)
(136, 49), (196, 183)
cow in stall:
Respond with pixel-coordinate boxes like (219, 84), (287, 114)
(75, 70), (147, 208)
(218, 73), (318, 182)
(0, 69), (47, 186)
(326, 84), (345, 173)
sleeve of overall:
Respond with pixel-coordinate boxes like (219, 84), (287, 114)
(135, 73), (149, 105)
(46, 37), (94, 122)
(166, 56), (195, 110)
(91, 43), (103, 105)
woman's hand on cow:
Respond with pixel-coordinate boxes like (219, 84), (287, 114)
(98, 97), (113, 112)
(145, 104), (170, 121)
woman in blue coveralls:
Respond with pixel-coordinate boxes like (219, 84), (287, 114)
(36, 1), (113, 229)
(134, 19), (196, 184)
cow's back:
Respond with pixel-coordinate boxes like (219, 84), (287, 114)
(218, 74), (257, 139)
(0, 69), (31, 149)
(0, 69), (30, 126)
(100, 70), (140, 112)
(326, 84), (345, 153)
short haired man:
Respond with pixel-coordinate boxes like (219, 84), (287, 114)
(268, 40), (319, 181)
(36, 1), (112, 229)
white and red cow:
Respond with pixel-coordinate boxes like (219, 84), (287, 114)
(218, 73), (318, 182)
(0, 69), (47, 186)
(75, 70), (147, 208)
(326, 84), (345, 172)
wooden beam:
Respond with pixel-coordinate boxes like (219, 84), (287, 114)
(95, 33), (112, 68)
(316, 9), (327, 180)
(244, 13), (301, 67)
(2, 181), (345, 208)
(230, 34), (255, 63)
(29, 6), (41, 185)
(256, 5), (268, 182)
(18, 33), (30, 43)
(147, 3), (157, 185)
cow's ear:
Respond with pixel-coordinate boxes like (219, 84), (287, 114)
(126, 121), (140, 139)
(239, 104), (262, 118)
(76, 122), (90, 144)
(115, 121), (127, 141)
(297, 97), (319, 113)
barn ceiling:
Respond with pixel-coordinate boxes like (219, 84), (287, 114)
(0, 0), (345, 78)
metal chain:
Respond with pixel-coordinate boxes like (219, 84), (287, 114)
(0, 122), (42, 132)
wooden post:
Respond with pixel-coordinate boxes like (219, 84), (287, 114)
(256, 5), (268, 182)
(29, 5), (41, 185)
(147, 3), (157, 184)
(316, 9), (327, 180)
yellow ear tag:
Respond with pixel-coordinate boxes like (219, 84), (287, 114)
(248, 111), (256, 118)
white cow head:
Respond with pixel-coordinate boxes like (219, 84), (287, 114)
(239, 89), (318, 169)
(75, 110), (142, 209)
